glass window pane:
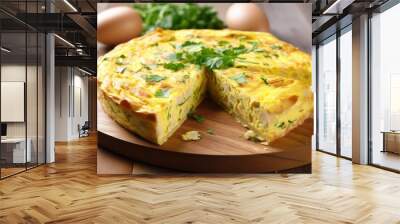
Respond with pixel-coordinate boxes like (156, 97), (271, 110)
(371, 4), (400, 171)
(0, 0), (46, 179)
(27, 31), (38, 169)
(340, 29), (352, 158)
(1, 31), (27, 177)
(317, 37), (337, 154)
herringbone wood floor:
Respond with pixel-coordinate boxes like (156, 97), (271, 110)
(0, 135), (399, 224)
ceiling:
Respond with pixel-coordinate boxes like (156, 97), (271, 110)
(1, 0), (395, 72)
(311, 0), (391, 43)
(0, 0), (97, 73)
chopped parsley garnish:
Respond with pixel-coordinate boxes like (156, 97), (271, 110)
(288, 119), (295, 124)
(249, 41), (266, 53)
(181, 41), (202, 48)
(178, 74), (190, 84)
(261, 77), (269, 85)
(183, 47), (213, 66)
(207, 128), (214, 135)
(164, 62), (185, 71)
(167, 52), (183, 61)
(207, 54), (235, 69)
(205, 57), (225, 70)
(218, 40), (229, 46)
(254, 48), (266, 53)
(145, 74), (166, 83)
(271, 44), (282, 50)
(248, 41), (260, 50)
(237, 35), (249, 41)
(276, 122), (286, 129)
(226, 45), (248, 55)
(154, 89), (170, 98)
(262, 52), (272, 59)
(188, 112), (205, 123)
(116, 54), (127, 65)
(141, 63), (151, 70)
(190, 45), (247, 70)
(230, 73), (247, 84)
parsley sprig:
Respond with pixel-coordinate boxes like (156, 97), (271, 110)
(188, 112), (205, 123)
(167, 43), (251, 71)
(164, 62), (185, 71)
(261, 77), (269, 85)
(154, 89), (170, 98)
(133, 3), (225, 33)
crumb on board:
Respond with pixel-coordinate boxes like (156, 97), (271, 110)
(243, 130), (256, 140)
(182, 131), (201, 141)
(243, 130), (266, 142)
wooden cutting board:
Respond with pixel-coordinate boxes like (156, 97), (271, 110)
(97, 99), (313, 173)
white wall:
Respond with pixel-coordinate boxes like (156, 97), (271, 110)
(55, 66), (69, 141)
(72, 73), (89, 138)
(1, 65), (33, 138)
(1, 65), (26, 144)
(54, 67), (89, 141)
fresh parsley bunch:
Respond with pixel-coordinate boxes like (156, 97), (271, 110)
(133, 3), (225, 33)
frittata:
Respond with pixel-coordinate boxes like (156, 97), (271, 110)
(98, 29), (312, 145)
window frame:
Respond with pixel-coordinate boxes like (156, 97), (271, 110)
(315, 23), (353, 160)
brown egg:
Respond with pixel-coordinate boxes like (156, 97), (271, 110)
(97, 6), (143, 46)
(225, 3), (270, 32)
